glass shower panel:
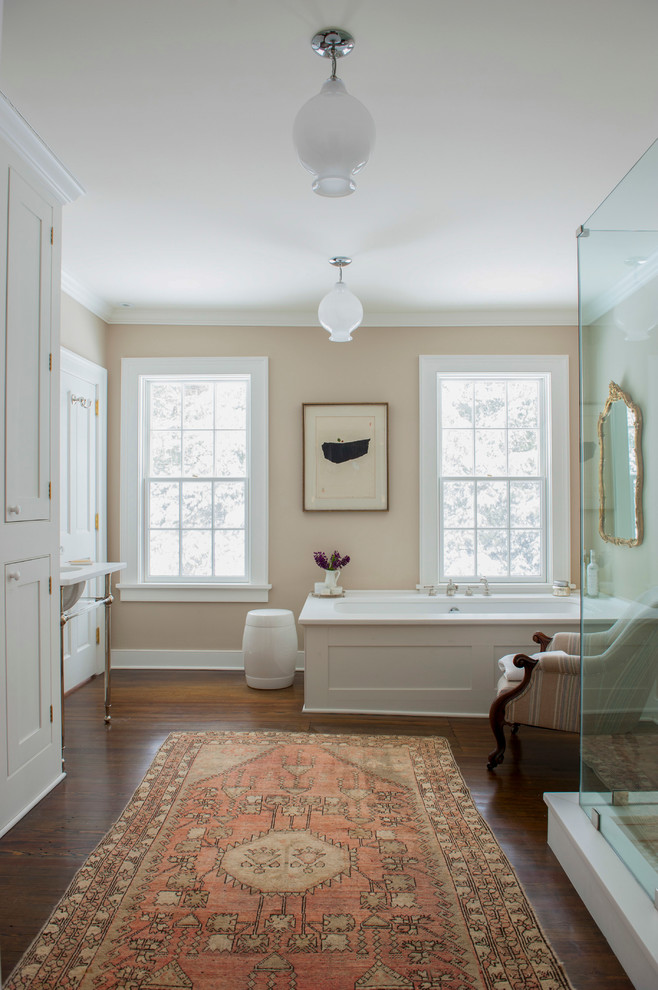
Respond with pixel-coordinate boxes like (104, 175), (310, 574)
(578, 140), (658, 902)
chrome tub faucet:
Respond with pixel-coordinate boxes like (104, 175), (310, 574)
(446, 579), (458, 597)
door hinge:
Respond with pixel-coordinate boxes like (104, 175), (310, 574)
(50, 227), (54, 245)
(50, 705), (53, 723)
(49, 352), (52, 371)
(95, 399), (99, 416)
(49, 576), (52, 594)
(48, 481), (52, 499)
(95, 513), (99, 531)
(96, 626), (100, 644)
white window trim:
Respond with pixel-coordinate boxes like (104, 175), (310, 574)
(419, 354), (570, 592)
(118, 356), (270, 602)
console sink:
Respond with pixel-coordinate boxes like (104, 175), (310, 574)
(61, 575), (86, 610)
(59, 561), (126, 612)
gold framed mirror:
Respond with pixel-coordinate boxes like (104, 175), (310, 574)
(598, 381), (643, 547)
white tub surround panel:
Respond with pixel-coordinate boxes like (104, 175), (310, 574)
(299, 591), (581, 716)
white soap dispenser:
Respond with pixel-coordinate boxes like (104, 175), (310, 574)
(586, 550), (599, 598)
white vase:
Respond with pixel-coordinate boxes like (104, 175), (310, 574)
(323, 569), (341, 591)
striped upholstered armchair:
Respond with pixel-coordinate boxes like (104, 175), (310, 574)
(487, 592), (658, 770)
(486, 631), (580, 770)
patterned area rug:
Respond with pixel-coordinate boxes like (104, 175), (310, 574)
(616, 815), (658, 871)
(582, 730), (658, 792)
(6, 731), (573, 989)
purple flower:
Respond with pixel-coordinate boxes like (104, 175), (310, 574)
(313, 550), (351, 571)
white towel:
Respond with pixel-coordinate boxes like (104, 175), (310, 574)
(497, 650), (569, 681)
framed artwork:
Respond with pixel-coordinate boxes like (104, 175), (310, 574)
(303, 402), (388, 511)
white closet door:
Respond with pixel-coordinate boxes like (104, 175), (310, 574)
(5, 557), (53, 774)
(5, 168), (52, 523)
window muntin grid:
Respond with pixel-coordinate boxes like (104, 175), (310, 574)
(438, 375), (547, 582)
(143, 375), (250, 582)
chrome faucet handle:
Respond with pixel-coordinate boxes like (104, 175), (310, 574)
(445, 579), (458, 596)
(422, 585), (438, 596)
(479, 576), (491, 595)
(465, 586), (474, 596)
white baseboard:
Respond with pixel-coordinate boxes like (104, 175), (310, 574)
(112, 649), (305, 671)
(0, 772), (67, 839)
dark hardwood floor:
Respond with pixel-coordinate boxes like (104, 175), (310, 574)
(0, 670), (635, 989)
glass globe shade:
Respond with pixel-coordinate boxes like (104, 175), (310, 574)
(293, 77), (375, 197)
(318, 280), (363, 342)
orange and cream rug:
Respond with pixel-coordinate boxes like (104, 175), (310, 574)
(6, 731), (573, 989)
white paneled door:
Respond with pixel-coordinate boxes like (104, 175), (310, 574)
(5, 557), (53, 775)
(60, 349), (107, 691)
(5, 168), (52, 523)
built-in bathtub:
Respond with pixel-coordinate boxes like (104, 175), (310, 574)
(298, 590), (617, 717)
(329, 594), (580, 620)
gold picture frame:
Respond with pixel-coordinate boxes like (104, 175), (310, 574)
(598, 381), (643, 547)
(303, 402), (388, 511)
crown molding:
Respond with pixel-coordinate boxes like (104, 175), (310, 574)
(60, 271), (577, 328)
(62, 272), (113, 322)
(104, 304), (577, 328)
(581, 248), (658, 325)
(0, 91), (84, 204)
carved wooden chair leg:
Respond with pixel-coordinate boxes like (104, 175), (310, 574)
(487, 707), (508, 769)
(511, 723), (520, 734)
(486, 653), (539, 770)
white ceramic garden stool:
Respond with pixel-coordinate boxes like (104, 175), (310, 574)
(242, 609), (298, 689)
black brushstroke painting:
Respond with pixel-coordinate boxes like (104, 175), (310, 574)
(322, 438), (370, 464)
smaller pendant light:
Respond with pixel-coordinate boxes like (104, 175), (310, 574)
(293, 28), (375, 197)
(318, 257), (363, 342)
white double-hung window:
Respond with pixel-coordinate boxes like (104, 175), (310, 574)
(419, 355), (570, 590)
(119, 357), (269, 602)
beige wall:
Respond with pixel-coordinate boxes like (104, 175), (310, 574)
(61, 292), (108, 367)
(100, 321), (580, 653)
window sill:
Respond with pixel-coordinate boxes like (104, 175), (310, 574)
(117, 583), (272, 603)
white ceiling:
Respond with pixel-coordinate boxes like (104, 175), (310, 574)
(2, 0), (658, 326)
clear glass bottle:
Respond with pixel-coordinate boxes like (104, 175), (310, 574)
(586, 550), (599, 597)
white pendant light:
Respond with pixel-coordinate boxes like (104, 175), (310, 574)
(318, 257), (363, 342)
(293, 28), (375, 197)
